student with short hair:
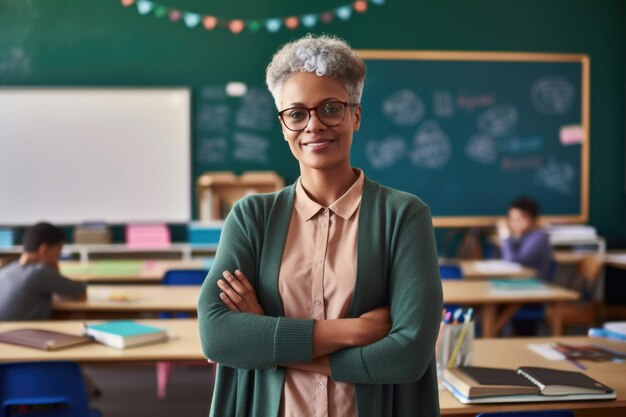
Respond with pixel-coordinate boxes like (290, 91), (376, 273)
(498, 197), (553, 281)
(0, 222), (87, 321)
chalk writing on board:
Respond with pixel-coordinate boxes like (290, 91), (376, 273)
(196, 104), (231, 133)
(197, 137), (227, 164)
(476, 103), (518, 137)
(456, 92), (496, 113)
(500, 156), (543, 172)
(409, 120), (451, 169)
(0, 48), (32, 81)
(365, 136), (407, 169)
(465, 134), (497, 165)
(200, 86), (227, 101)
(433, 91), (455, 118)
(535, 158), (576, 195)
(531, 76), (575, 115)
(236, 88), (274, 131)
(233, 132), (269, 163)
(382, 89), (425, 126)
(498, 136), (544, 154)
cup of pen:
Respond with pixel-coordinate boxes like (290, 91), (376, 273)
(435, 308), (475, 389)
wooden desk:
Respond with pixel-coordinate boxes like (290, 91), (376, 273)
(0, 319), (204, 363)
(440, 336), (626, 417)
(52, 285), (200, 317)
(60, 260), (208, 284)
(459, 260), (536, 279)
(442, 281), (579, 337)
(52, 282), (579, 334)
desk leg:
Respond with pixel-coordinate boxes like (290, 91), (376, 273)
(481, 305), (496, 338)
(551, 302), (564, 336)
(493, 303), (522, 336)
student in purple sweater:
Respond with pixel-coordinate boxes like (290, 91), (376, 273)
(498, 197), (553, 281)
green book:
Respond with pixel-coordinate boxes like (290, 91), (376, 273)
(85, 320), (167, 349)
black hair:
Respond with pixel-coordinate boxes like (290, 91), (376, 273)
(22, 222), (66, 252)
(509, 197), (540, 219)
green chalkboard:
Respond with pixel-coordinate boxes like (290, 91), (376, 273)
(351, 51), (589, 226)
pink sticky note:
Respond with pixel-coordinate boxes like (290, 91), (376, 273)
(560, 125), (584, 145)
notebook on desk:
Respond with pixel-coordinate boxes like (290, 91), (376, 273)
(443, 366), (616, 404)
(0, 329), (92, 351)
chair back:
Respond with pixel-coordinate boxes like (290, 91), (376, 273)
(0, 361), (96, 417)
(162, 269), (208, 286)
(439, 265), (463, 280)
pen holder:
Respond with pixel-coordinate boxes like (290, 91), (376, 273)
(435, 321), (475, 388)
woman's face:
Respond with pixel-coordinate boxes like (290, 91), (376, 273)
(279, 72), (361, 172)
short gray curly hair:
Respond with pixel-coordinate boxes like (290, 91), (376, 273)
(265, 34), (366, 109)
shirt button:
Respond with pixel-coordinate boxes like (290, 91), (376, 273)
(318, 381), (326, 389)
(314, 300), (322, 308)
(316, 259), (322, 264)
(320, 223), (326, 229)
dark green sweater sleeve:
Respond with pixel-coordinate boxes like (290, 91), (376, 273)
(197, 198), (314, 370)
(330, 204), (443, 384)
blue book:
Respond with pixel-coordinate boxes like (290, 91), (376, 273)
(85, 320), (167, 349)
(588, 328), (626, 342)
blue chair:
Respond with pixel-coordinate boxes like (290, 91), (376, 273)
(157, 269), (210, 399)
(0, 361), (101, 417)
(159, 269), (209, 319)
(162, 269), (209, 286)
(439, 265), (463, 280)
(476, 411), (574, 417)
(510, 260), (559, 335)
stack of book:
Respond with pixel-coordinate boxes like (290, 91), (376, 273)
(544, 225), (600, 249)
(188, 221), (223, 246)
(73, 222), (111, 244)
(589, 321), (626, 342)
(84, 320), (168, 349)
(443, 365), (616, 404)
(125, 224), (171, 248)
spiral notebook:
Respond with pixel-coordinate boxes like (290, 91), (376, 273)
(444, 366), (616, 404)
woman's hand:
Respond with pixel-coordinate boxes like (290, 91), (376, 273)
(217, 270), (265, 315)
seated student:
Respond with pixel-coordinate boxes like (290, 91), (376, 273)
(0, 222), (87, 321)
(498, 197), (553, 281)
(498, 197), (553, 336)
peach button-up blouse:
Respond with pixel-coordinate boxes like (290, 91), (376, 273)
(278, 170), (364, 417)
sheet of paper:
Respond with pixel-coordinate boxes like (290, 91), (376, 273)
(560, 124), (584, 145)
(527, 343), (566, 360)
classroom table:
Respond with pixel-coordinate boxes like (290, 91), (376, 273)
(458, 260), (537, 279)
(440, 336), (626, 417)
(53, 283), (578, 337)
(0, 319), (204, 363)
(442, 281), (579, 337)
(52, 285), (200, 319)
(59, 260), (209, 284)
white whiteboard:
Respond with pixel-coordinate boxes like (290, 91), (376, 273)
(0, 88), (191, 225)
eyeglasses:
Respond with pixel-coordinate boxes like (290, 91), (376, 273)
(278, 101), (358, 132)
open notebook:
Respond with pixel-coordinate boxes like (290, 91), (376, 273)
(443, 366), (616, 404)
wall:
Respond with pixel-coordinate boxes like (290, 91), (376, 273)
(0, 0), (624, 246)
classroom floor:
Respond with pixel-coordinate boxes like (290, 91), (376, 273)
(85, 365), (214, 417)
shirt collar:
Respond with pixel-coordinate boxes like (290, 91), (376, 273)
(294, 169), (364, 221)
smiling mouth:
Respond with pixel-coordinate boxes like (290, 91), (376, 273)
(303, 139), (335, 149)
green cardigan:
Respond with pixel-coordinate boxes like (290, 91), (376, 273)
(198, 176), (443, 417)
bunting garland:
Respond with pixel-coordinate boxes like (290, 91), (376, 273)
(120, 0), (385, 34)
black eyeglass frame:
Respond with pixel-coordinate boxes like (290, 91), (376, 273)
(278, 101), (359, 132)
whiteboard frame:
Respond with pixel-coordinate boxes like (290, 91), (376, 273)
(356, 50), (590, 227)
